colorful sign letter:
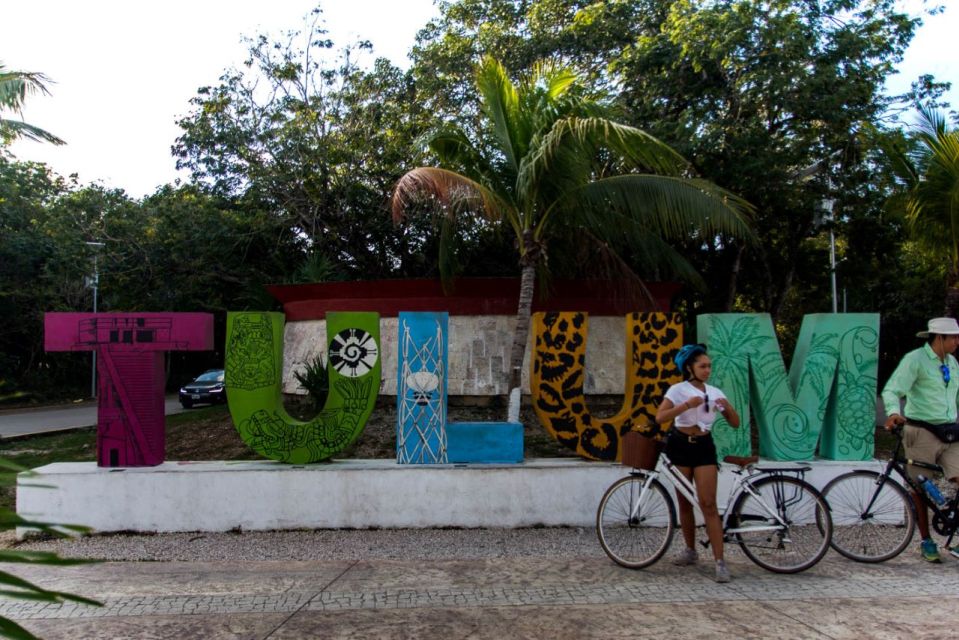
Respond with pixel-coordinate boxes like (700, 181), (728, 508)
(530, 312), (683, 461)
(699, 313), (879, 461)
(396, 312), (449, 463)
(44, 312), (214, 467)
(224, 311), (380, 463)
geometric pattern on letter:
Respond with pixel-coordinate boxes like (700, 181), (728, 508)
(43, 312), (214, 467)
(225, 311), (381, 463)
(396, 312), (448, 464)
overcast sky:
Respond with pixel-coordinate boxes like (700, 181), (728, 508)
(5, 0), (958, 198)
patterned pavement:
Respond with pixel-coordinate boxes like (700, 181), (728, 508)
(1, 538), (958, 638)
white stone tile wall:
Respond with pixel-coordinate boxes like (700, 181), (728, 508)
(282, 316), (628, 396)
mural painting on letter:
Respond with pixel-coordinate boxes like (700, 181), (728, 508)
(44, 312), (214, 467)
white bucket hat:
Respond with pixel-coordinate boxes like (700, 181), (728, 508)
(917, 317), (959, 337)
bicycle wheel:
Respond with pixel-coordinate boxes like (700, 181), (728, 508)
(821, 470), (915, 562)
(730, 475), (832, 573)
(596, 474), (675, 569)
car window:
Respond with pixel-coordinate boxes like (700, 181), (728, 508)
(196, 371), (224, 382)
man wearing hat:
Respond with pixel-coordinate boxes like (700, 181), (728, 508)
(882, 317), (959, 562)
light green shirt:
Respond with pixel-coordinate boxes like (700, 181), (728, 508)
(881, 343), (959, 424)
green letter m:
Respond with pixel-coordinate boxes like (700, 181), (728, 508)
(698, 314), (879, 461)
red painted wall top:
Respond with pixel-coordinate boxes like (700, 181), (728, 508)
(265, 278), (681, 321)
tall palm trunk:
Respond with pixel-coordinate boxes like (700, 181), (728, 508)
(944, 272), (959, 318)
(508, 262), (537, 403)
(724, 244), (745, 311)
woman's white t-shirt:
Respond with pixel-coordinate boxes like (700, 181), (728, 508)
(663, 381), (729, 432)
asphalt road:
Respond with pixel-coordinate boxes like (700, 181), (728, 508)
(0, 396), (186, 439)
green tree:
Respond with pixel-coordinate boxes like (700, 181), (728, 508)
(0, 65), (102, 640)
(0, 62), (64, 145)
(174, 10), (436, 280)
(392, 57), (753, 398)
(889, 106), (959, 315)
(411, 0), (932, 330)
(616, 0), (921, 318)
(0, 157), (89, 397)
(411, 0), (655, 121)
(94, 185), (299, 313)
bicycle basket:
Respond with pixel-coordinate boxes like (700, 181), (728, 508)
(621, 431), (662, 470)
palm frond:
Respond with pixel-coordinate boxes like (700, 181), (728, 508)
(865, 124), (919, 188)
(475, 57), (522, 173)
(901, 106), (959, 266)
(0, 64), (64, 145)
(916, 103), (948, 147)
(579, 226), (706, 290)
(0, 67), (55, 110)
(391, 167), (513, 226)
(631, 234), (707, 289)
(423, 126), (503, 191)
(529, 60), (577, 101)
(518, 116), (689, 201)
(544, 174), (754, 244)
(0, 119), (65, 145)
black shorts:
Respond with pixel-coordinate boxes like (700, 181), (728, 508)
(665, 432), (718, 468)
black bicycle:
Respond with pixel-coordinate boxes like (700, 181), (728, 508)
(821, 426), (958, 562)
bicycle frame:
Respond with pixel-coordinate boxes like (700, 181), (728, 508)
(628, 452), (802, 537)
(870, 430), (959, 545)
(597, 444), (831, 573)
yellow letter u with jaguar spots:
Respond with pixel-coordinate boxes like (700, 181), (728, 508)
(530, 312), (683, 461)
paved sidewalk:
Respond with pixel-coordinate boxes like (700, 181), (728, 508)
(1, 529), (957, 639)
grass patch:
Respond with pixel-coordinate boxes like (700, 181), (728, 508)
(0, 427), (96, 512)
(166, 403), (228, 427)
(0, 428), (96, 468)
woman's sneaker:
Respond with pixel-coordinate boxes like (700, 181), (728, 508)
(672, 547), (698, 566)
(920, 538), (941, 563)
(715, 560), (731, 583)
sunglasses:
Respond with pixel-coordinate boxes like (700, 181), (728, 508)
(703, 393), (710, 413)
(941, 364), (951, 386)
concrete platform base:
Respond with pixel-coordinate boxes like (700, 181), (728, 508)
(17, 458), (882, 536)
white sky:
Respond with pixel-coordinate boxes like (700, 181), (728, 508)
(4, 0), (958, 198)
(5, 0), (439, 197)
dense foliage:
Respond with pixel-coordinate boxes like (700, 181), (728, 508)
(1, 1), (955, 399)
(393, 56), (753, 390)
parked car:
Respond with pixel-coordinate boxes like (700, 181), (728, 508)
(179, 369), (226, 408)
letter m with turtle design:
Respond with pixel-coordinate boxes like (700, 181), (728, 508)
(225, 311), (380, 463)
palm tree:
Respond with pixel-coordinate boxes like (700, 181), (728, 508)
(0, 61), (65, 145)
(392, 57), (753, 406)
(888, 106), (959, 315)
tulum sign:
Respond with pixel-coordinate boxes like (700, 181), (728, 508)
(46, 310), (879, 466)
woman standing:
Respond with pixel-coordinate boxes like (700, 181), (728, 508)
(655, 343), (741, 582)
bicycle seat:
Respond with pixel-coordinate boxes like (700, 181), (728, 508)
(723, 455), (759, 467)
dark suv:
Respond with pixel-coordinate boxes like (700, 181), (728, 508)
(178, 369), (226, 408)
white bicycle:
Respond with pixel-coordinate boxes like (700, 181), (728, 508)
(596, 436), (833, 574)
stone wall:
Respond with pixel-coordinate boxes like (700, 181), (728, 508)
(282, 316), (628, 396)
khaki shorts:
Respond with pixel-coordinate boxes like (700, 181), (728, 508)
(903, 424), (959, 482)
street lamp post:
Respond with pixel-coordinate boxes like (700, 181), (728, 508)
(825, 199), (838, 314)
(792, 150), (843, 314)
(85, 241), (105, 398)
